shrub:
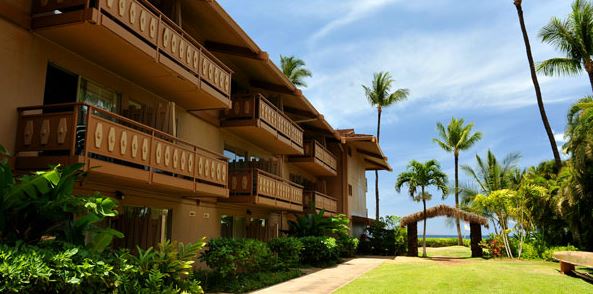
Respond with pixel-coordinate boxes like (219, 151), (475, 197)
(0, 241), (205, 293)
(200, 238), (272, 278)
(358, 216), (407, 256)
(337, 237), (359, 258)
(423, 238), (470, 248)
(268, 237), (303, 268)
(519, 242), (541, 260)
(480, 236), (505, 258)
(288, 211), (349, 238)
(195, 269), (302, 293)
(299, 236), (339, 266)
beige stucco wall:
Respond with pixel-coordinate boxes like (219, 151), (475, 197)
(347, 148), (368, 218)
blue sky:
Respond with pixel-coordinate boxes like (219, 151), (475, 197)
(218, 0), (591, 234)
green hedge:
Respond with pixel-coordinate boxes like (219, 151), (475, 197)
(299, 236), (339, 266)
(421, 238), (470, 247)
(199, 238), (273, 278)
(268, 237), (303, 269)
(0, 242), (204, 294)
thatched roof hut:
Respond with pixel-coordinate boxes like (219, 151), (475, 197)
(400, 204), (489, 227)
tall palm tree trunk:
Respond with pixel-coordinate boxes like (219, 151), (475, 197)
(422, 187), (427, 258)
(585, 61), (593, 93)
(514, 0), (562, 170)
(454, 153), (463, 245)
(375, 107), (382, 220)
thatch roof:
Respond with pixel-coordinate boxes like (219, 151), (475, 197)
(400, 204), (489, 227)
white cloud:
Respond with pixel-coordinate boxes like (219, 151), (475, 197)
(554, 132), (565, 143)
(308, 0), (400, 44)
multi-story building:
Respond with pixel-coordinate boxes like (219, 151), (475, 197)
(0, 0), (390, 250)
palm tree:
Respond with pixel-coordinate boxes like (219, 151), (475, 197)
(461, 151), (521, 232)
(538, 0), (593, 92)
(395, 160), (448, 257)
(433, 118), (482, 246)
(513, 0), (562, 170)
(363, 72), (409, 220)
(559, 96), (593, 249)
(280, 55), (312, 87)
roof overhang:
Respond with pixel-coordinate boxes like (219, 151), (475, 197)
(340, 131), (392, 171)
(180, 0), (338, 139)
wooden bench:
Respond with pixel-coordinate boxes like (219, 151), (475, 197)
(553, 251), (593, 274)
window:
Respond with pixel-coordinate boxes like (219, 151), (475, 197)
(348, 184), (353, 196)
(78, 78), (120, 113)
(43, 64), (78, 106)
(224, 148), (246, 162)
(220, 215), (246, 239)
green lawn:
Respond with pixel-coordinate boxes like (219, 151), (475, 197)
(419, 246), (471, 258)
(337, 248), (592, 294)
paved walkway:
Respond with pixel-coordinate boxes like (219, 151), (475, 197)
(251, 257), (390, 294)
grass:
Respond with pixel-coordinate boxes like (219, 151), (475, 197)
(419, 246), (471, 258)
(337, 247), (592, 294)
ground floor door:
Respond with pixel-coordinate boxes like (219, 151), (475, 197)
(112, 206), (172, 251)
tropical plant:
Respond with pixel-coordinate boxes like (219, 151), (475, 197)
(460, 151), (521, 231)
(0, 241), (205, 294)
(267, 237), (303, 268)
(287, 211), (349, 238)
(433, 117), (482, 245)
(0, 155), (122, 252)
(363, 71), (409, 220)
(280, 55), (312, 87)
(395, 160), (448, 257)
(538, 0), (593, 92)
(298, 236), (339, 266)
(557, 96), (593, 250)
(513, 0), (562, 169)
(200, 238), (273, 279)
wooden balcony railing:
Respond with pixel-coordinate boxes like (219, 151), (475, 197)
(289, 140), (337, 176)
(228, 167), (303, 212)
(222, 94), (304, 155)
(31, 0), (232, 107)
(304, 191), (338, 214)
(15, 103), (228, 197)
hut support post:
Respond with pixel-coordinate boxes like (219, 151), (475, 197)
(407, 222), (418, 257)
(470, 222), (482, 257)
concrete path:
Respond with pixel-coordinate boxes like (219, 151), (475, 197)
(251, 257), (390, 294)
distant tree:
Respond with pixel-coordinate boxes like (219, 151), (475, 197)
(433, 118), (482, 245)
(280, 55), (312, 87)
(363, 72), (409, 220)
(395, 160), (448, 257)
(513, 0), (562, 169)
(538, 0), (593, 92)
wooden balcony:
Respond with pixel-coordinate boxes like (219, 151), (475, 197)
(31, 0), (232, 110)
(14, 103), (228, 198)
(226, 167), (303, 212)
(222, 94), (304, 155)
(289, 140), (337, 176)
(304, 191), (338, 216)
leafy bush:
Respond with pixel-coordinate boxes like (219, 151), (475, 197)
(288, 211), (349, 238)
(480, 235), (505, 258)
(358, 216), (407, 256)
(0, 241), (205, 293)
(299, 236), (339, 266)
(268, 237), (303, 268)
(200, 238), (272, 278)
(337, 237), (359, 258)
(195, 269), (302, 293)
(0, 161), (122, 253)
(423, 238), (470, 247)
